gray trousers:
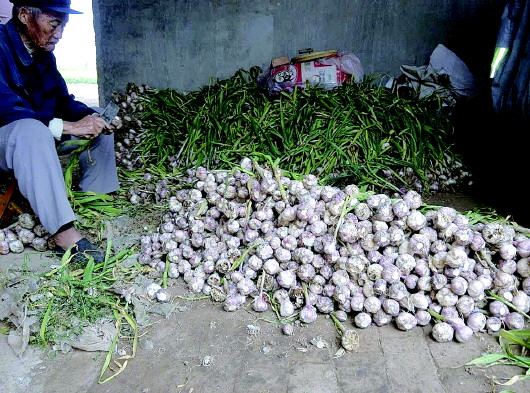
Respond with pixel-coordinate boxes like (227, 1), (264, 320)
(0, 118), (119, 235)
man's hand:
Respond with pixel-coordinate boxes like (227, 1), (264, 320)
(63, 115), (111, 139)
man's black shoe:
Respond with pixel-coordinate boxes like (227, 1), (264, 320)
(54, 238), (105, 264)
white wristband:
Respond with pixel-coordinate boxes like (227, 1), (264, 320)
(48, 118), (63, 140)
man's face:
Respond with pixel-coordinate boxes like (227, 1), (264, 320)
(21, 9), (69, 52)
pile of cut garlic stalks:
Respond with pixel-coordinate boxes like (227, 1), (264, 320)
(110, 68), (472, 194)
(138, 157), (529, 349)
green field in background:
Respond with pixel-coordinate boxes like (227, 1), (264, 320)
(58, 68), (98, 84)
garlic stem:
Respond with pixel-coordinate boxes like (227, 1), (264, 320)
(333, 195), (354, 241)
(229, 243), (260, 272)
(476, 250), (499, 273)
(330, 311), (346, 333)
(487, 291), (530, 321)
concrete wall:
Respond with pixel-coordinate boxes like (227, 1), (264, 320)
(93, 0), (506, 102)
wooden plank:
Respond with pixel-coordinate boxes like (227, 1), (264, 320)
(0, 180), (16, 220)
(0, 179), (30, 227)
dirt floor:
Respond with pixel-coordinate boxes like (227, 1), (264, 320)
(2, 194), (530, 393)
(2, 88), (529, 392)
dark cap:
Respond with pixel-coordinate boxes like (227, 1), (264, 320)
(9, 0), (82, 14)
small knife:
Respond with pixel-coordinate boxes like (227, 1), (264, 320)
(100, 101), (120, 124)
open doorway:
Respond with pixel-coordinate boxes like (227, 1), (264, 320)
(54, 0), (98, 107)
(0, 0), (98, 107)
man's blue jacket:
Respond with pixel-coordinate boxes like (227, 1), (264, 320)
(0, 19), (94, 128)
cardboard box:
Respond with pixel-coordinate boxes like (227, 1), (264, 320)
(271, 56), (290, 68)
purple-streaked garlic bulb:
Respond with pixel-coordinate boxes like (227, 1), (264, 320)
(263, 259), (280, 275)
(168, 263), (180, 279)
(329, 310), (346, 322)
(417, 276), (432, 292)
(364, 264), (382, 281)
(481, 223), (508, 245)
(395, 312), (417, 331)
(444, 246), (468, 268)
(511, 292), (530, 313)
(493, 271), (516, 289)
(155, 288), (171, 303)
(9, 240), (24, 253)
(415, 310), (432, 326)
(253, 294), (269, 312)
(295, 263), (315, 282)
(278, 298), (294, 317)
(406, 211), (427, 231)
(429, 303), (442, 314)
(354, 312), (372, 328)
(31, 237), (48, 252)
(441, 307), (459, 319)
(395, 254), (416, 275)
(436, 288), (458, 307)
(189, 277), (205, 293)
(381, 265), (400, 285)
(410, 292), (430, 310)
(404, 274), (419, 290)
(403, 190), (422, 210)
(373, 310), (392, 326)
(516, 258), (530, 278)
(300, 303), (318, 324)
(322, 284), (334, 298)
(4, 229), (17, 242)
(146, 283), (162, 299)
(450, 276), (469, 296)
(316, 296), (334, 313)
(392, 199), (410, 218)
(499, 260), (517, 275)
(452, 226), (474, 246)
(467, 279), (485, 299)
(432, 322), (454, 343)
(523, 277), (530, 295)
(388, 226), (405, 246)
(353, 203), (371, 221)
(430, 240), (447, 254)
(224, 294), (246, 311)
(237, 278), (256, 295)
(13, 227), (32, 245)
(373, 279), (387, 295)
(388, 282), (408, 301)
(432, 274), (448, 291)
(382, 298), (400, 316)
(503, 312), (525, 330)
(489, 301), (510, 318)
(454, 325), (474, 343)
(515, 238), (530, 258)
(0, 241), (9, 255)
(486, 316), (502, 333)
(466, 312), (486, 332)
(414, 259), (430, 277)
(349, 294), (364, 312)
(433, 207), (456, 230)
(408, 234), (429, 256)
(364, 296), (382, 314)
(18, 213), (36, 229)
(276, 270), (297, 289)
(498, 242), (517, 261)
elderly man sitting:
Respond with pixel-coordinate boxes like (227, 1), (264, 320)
(0, 0), (118, 263)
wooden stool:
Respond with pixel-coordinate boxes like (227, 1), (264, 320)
(0, 177), (31, 227)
